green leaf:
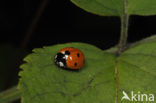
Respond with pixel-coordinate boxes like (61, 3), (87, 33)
(18, 43), (116, 103)
(130, 35), (156, 48)
(118, 40), (156, 102)
(19, 38), (156, 103)
(71, 0), (156, 16)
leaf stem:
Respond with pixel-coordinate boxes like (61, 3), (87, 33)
(21, 0), (49, 50)
(0, 86), (21, 103)
(118, 0), (129, 53)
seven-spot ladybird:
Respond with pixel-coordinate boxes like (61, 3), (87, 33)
(54, 47), (85, 70)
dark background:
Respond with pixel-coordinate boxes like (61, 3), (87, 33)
(0, 0), (156, 102)
(1, 0), (156, 50)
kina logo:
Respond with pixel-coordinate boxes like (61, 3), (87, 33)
(121, 91), (154, 102)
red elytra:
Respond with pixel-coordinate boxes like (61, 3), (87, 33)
(57, 47), (85, 70)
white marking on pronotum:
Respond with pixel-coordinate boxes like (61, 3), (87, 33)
(65, 55), (68, 59)
(61, 51), (65, 54)
(70, 57), (72, 60)
(59, 62), (64, 67)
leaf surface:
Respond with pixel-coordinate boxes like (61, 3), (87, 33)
(71, 0), (156, 16)
(118, 40), (156, 102)
(19, 43), (116, 103)
(19, 36), (156, 103)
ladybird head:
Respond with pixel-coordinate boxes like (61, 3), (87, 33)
(54, 50), (71, 68)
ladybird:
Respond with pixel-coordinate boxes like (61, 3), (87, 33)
(54, 47), (85, 70)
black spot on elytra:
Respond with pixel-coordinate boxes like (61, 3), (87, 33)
(65, 50), (70, 55)
(77, 53), (80, 57)
(74, 63), (77, 67)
